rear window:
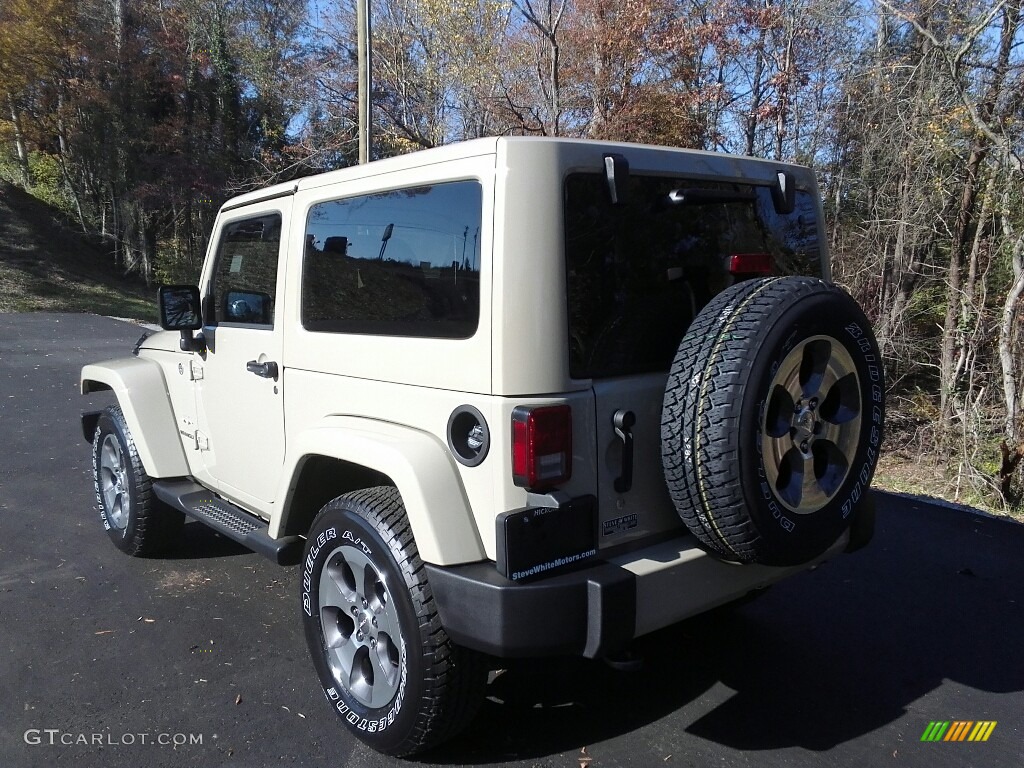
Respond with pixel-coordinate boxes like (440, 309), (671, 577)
(302, 181), (482, 338)
(565, 172), (820, 379)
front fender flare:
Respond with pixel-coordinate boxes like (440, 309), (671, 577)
(273, 417), (486, 566)
(81, 358), (189, 478)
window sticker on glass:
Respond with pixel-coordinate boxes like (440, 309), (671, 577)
(210, 214), (282, 326)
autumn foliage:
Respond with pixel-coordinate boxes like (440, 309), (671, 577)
(2, 0), (1023, 508)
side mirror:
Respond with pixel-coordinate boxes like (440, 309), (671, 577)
(771, 170), (797, 215)
(158, 285), (204, 352)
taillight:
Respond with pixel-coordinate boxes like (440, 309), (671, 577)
(511, 405), (572, 490)
(729, 252), (774, 277)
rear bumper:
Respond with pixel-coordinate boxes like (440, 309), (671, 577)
(427, 527), (856, 659)
(426, 559), (637, 659)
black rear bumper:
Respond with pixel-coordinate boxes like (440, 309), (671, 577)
(425, 560), (636, 659)
(425, 497), (874, 660)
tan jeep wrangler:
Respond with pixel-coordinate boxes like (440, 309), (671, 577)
(80, 137), (883, 756)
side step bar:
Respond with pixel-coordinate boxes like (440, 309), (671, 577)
(152, 479), (303, 566)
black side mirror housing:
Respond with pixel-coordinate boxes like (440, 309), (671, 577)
(157, 285), (204, 352)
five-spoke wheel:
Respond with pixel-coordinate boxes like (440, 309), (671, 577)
(301, 487), (487, 756)
(99, 433), (131, 530)
(91, 405), (184, 555)
(662, 276), (884, 565)
(319, 545), (404, 708)
(762, 336), (862, 513)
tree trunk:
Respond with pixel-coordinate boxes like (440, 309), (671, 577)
(54, 89), (87, 230)
(7, 97), (31, 189)
(939, 144), (986, 433)
(774, 19), (795, 161)
(745, 29), (767, 157)
(142, 212), (156, 286)
(514, 0), (566, 136)
(998, 201), (1024, 444)
(549, 35), (561, 136)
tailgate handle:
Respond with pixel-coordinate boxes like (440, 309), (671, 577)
(613, 409), (635, 493)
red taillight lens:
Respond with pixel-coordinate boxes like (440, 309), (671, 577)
(729, 253), (774, 276)
(511, 405), (572, 490)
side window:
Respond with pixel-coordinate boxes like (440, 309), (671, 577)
(209, 214), (282, 327)
(302, 181), (482, 339)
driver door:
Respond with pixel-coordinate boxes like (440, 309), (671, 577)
(192, 206), (289, 513)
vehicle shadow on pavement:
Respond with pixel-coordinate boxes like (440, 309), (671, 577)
(426, 498), (1024, 763)
(161, 520), (254, 560)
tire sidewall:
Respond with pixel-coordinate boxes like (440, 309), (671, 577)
(300, 504), (422, 752)
(93, 410), (144, 552)
(738, 286), (884, 564)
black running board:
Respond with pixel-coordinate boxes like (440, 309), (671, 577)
(152, 479), (303, 566)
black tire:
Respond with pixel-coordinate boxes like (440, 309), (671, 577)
(661, 277), (884, 566)
(300, 486), (487, 756)
(92, 405), (184, 556)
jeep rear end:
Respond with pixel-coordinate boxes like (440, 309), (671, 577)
(425, 138), (864, 659)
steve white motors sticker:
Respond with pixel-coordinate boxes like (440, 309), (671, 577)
(603, 513), (638, 536)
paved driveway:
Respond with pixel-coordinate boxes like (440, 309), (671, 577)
(0, 313), (1021, 767)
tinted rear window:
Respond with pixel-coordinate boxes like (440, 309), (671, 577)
(565, 172), (820, 379)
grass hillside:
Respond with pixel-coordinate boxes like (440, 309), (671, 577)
(0, 182), (156, 321)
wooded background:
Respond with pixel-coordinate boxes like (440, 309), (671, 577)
(1, 0), (1022, 508)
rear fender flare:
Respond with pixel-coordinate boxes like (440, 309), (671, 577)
(273, 417), (486, 566)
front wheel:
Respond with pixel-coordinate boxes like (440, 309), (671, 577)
(300, 487), (487, 756)
(92, 405), (183, 556)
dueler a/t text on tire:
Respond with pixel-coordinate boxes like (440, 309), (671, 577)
(92, 405), (184, 556)
(300, 487), (487, 756)
(661, 277), (884, 566)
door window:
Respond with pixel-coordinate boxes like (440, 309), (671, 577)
(209, 214), (283, 327)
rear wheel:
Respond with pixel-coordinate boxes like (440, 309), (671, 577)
(661, 277), (884, 565)
(301, 487), (487, 756)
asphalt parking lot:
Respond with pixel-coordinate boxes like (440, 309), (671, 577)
(1, 312), (1022, 768)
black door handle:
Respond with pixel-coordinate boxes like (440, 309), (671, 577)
(613, 409), (635, 493)
(246, 360), (279, 379)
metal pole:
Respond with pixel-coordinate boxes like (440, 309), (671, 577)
(356, 0), (372, 164)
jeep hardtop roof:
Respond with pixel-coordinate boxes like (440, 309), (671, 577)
(219, 136), (816, 215)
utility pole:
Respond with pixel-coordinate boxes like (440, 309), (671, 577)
(356, 0), (372, 164)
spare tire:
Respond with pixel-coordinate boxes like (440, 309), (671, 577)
(661, 276), (884, 566)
